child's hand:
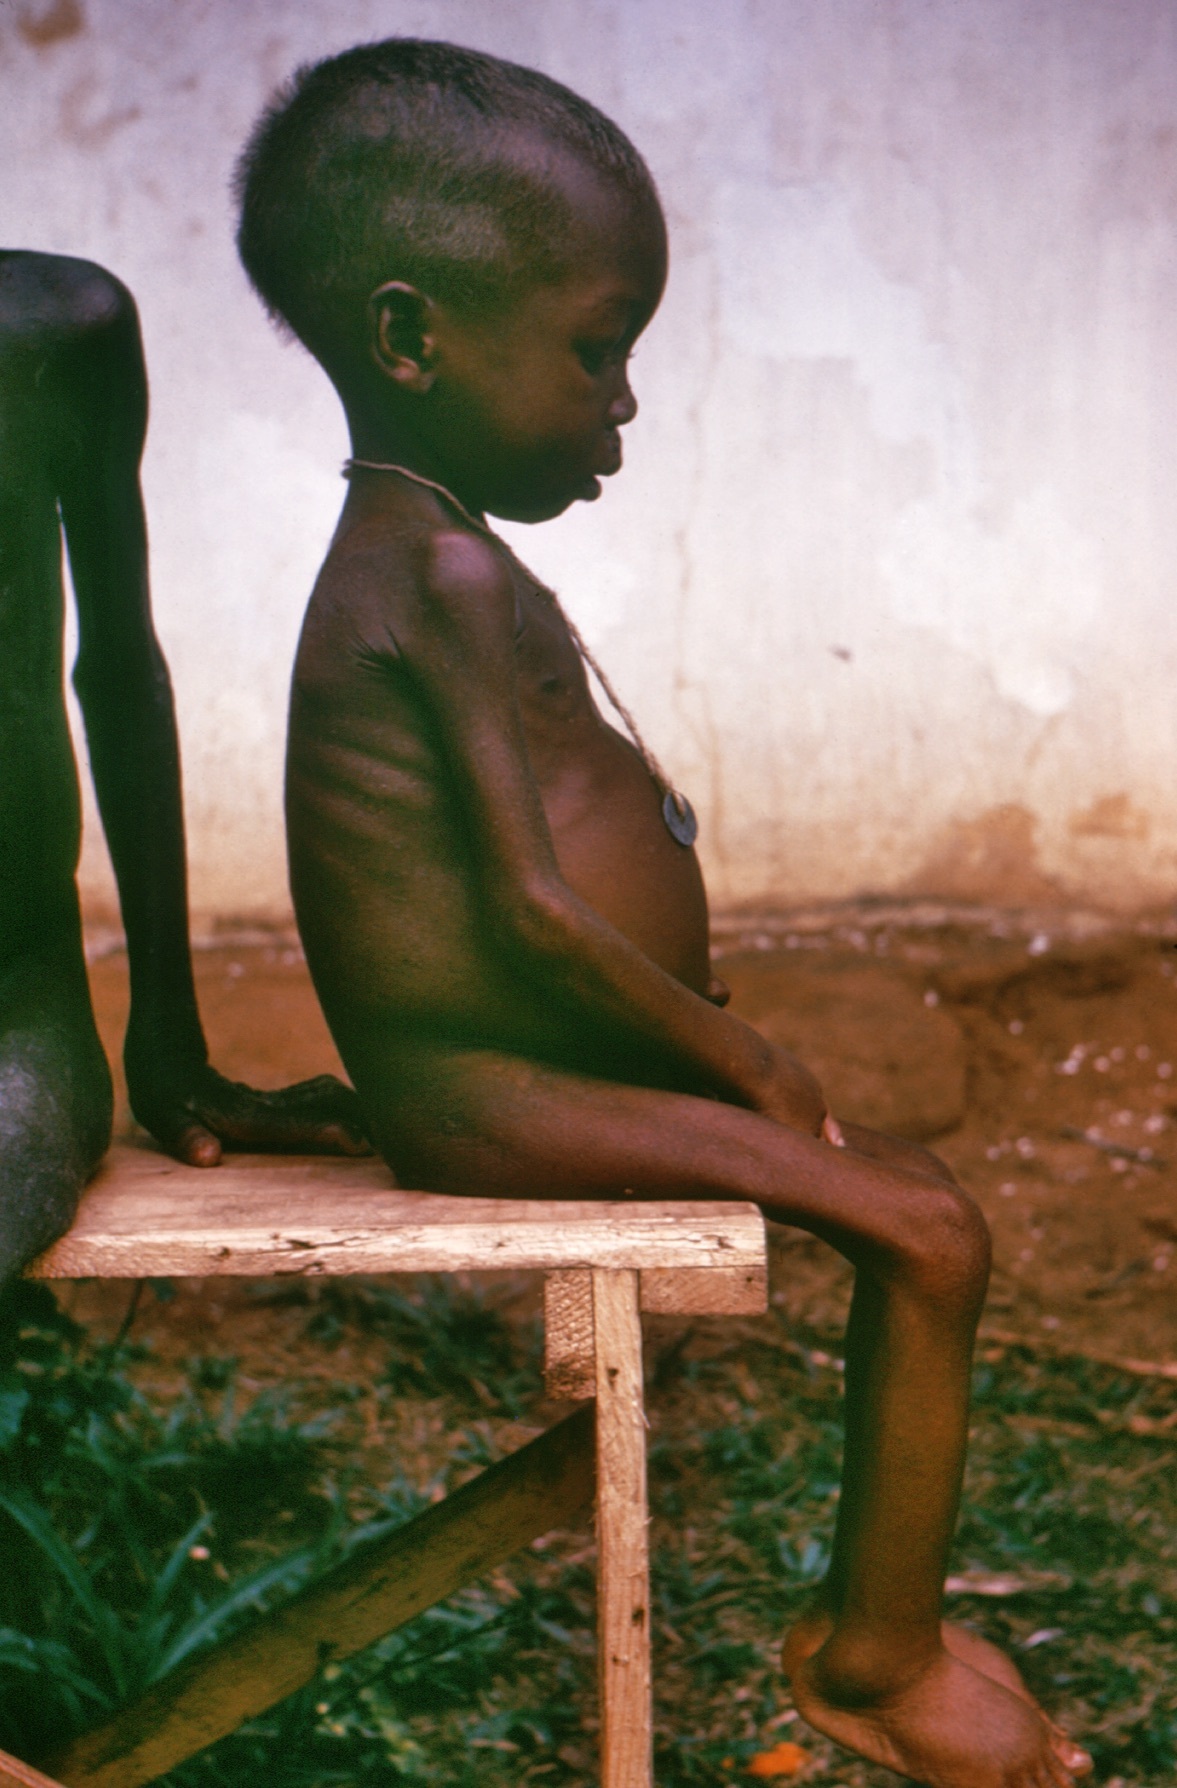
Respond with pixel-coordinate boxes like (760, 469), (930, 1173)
(126, 1058), (370, 1165)
(755, 1045), (829, 1136)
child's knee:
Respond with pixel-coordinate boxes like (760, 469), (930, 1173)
(900, 1180), (991, 1314)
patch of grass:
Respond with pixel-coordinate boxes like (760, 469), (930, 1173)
(305, 1276), (543, 1416)
(957, 1348), (1177, 1783)
(0, 1282), (343, 1760)
(0, 1280), (1172, 1785)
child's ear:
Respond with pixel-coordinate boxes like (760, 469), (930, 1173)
(368, 282), (438, 391)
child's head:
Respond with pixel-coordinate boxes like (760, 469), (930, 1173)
(234, 38), (663, 387)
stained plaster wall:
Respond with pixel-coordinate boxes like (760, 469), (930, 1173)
(3, 0), (1176, 924)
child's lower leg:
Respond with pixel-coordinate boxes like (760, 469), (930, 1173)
(804, 1224), (985, 1688)
(359, 1047), (1089, 1785)
(779, 1199), (1089, 1784)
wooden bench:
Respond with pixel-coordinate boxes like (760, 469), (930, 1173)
(3, 1144), (767, 1788)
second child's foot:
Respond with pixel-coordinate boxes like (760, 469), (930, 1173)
(782, 1611), (1090, 1780)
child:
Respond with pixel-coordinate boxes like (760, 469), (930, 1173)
(0, 251), (365, 1285)
(236, 42), (1089, 1787)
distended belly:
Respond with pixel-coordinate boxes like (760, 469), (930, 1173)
(288, 744), (712, 1050)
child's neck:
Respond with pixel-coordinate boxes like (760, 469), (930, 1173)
(343, 401), (473, 512)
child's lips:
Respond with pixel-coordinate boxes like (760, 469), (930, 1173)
(577, 432), (622, 500)
(595, 431), (623, 477)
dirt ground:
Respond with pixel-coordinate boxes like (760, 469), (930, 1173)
(78, 901), (1177, 1376)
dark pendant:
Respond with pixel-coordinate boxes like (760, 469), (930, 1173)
(662, 789), (698, 847)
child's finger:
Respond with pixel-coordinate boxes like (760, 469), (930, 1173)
(185, 1075), (372, 1155)
(822, 1113), (845, 1147)
(173, 1122), (223, 1168)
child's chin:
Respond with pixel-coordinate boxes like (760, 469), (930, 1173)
(496, 482), (599, 523)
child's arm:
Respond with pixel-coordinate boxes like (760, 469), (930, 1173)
(58, 288), (365, 1162)
(392, 529), (824, 1131)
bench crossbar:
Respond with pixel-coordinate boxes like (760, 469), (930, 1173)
(45, 1408), (595, 1788)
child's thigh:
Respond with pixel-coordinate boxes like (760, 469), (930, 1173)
(361, 1046), (981, 1275)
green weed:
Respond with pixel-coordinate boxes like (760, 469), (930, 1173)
(0, 1283), (340, 1759)
(304, 1275), (543, 1415)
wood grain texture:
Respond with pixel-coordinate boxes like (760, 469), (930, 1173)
(544, 1269), (596, 1400)
(0, 1750), (69, 1788)
(28, 1147), (766, 1282)
(640, 1263), (768, 1314)
(47, 1409), (595, 1788)
(593, 1270), (652, 1788)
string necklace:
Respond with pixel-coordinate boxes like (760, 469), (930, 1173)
(343, 457), (698, 847)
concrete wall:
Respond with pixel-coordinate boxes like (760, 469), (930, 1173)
(4, 0), (1176, 922)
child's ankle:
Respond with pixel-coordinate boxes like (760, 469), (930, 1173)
(805, 1625), (942, 1707)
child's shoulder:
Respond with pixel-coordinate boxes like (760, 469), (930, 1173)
(322, 505), (521, 642)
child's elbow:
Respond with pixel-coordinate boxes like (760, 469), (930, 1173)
(494, 873), (580, 967)
(73, 640), (172, 720)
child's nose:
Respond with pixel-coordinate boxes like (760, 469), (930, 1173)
(608, 373), (638, 426)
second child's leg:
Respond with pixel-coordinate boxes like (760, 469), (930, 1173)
(357, 1047), (1086, 1788)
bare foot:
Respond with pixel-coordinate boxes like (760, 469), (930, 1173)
(934, 1626), (1089, 1777)
(790, 1642), (1081, 1788)
(783, 1612), (1091, 1780)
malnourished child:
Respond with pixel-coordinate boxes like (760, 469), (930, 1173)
(235, 41), (1089, 1788)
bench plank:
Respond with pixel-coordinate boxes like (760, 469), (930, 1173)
(29, 1147), (767, 1282)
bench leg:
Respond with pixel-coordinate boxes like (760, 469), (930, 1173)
(592, 1268), (652, 1788)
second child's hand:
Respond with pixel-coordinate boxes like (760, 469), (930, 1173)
(125, 1042), (370, 1165)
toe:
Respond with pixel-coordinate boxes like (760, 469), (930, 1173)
(1047, 1729), (1091, 1778)
(1042, 1749), (1078, 1788)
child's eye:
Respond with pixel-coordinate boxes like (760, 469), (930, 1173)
(576, 337), (629, 375)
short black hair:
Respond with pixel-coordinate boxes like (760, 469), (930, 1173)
(234, 38), (659, 374)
